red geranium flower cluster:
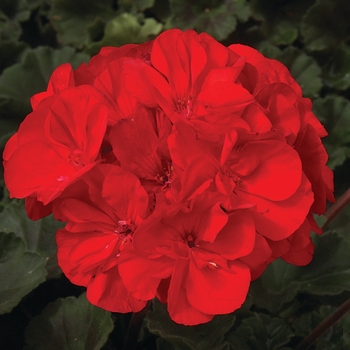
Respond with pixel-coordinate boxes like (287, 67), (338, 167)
(3, 29), (334, 325)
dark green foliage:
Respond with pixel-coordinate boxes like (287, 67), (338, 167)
(146, 299), (235, 350)
(24, 293), (113, 350)
(0, 232), (46, 314)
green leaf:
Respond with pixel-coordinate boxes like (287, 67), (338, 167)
(0, 0), (30, 20)
(251, 232), (350, 312)
(249, 259), (301, 313)
(87, 17), (106, 42)
(322, 44), (350, 90)
(313, 95), (350, 168)
(134, 0), (155, 11)
(50, 0), (115, 48)
(325, 206), (350, 246)
(86, 13), (162, 55)
(0, 232), (46, 314)
(293, 306), (350, 350)
(322, 144), (350, 170)
(146, 299), (235, 350)
(293, 305), (336, 337)
(190, 7), (237, 41)
(0, 0), (32, 40)
(168, 0), (251, 41)
(229, 0), (251, 22)
(0, 46), (89, 120)
(301, 0), (350, 51)
(258, 41), (282, 60)
(251, 0), (314, 45)
(24, 293), (113, 350)
(276, 47), (322, 98)
(298, 232), (350, 295)
(227, 313), (293, 350)
(0, 40), (28, 73)
(0, 200), (64, 278)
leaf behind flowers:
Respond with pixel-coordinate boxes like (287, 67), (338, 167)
(146, 299), (235, 350)
(0, 200), (64, 278)
(24, 293), (113, 350)
(0, 232), (46, 314)
(250, 231), (350, 312)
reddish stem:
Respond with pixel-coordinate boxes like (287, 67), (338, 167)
(296, 188), (350, 349)
(323, 188), (350, 228)
(295, 298), (350, 350)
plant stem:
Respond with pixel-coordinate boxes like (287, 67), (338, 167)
(295, 298), (350, 350)
(122, 300), (151, 350)
(323, 188), (350, 228)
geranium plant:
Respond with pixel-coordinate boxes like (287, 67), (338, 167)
(3, 29), (335, 325)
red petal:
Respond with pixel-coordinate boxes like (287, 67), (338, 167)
(281, 219), (314, 266)
(197, 81), (254, 111)
(266, 93), (301, 143)
(123, 59), (171, 108)
(110, 106), (163, 180)
(2, 133), (18, 162)
(171, 192), (228, 243)
(30, 63), (75, 109)
(16, 109), (47, 146)
(167, 259), (213, 325)
(239, 233), (272, 272)
(239, 174), (313, 240)
(25, 197), (52, 220)
(118, 244), (171, 300)
(4, 140), (73, 199)
(47, 86), (108, 155)
(199, 210), (255, 260)
(63, 231), (118, 270)
(198, 32), (228, 67)
(234, 140), (302, 201)
(56, 228), (102, 286)
(186, 259), (250, 315)
(151, 29), (206, 99)
(241, 103), (272, 134)
(102, 167), (149, 225)
(87, 265), (146, 313)
(57, 198), (116, 232)
(168, 122), (219, 201)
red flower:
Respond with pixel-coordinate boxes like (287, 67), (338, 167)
(122, 29), (255, 140)
(74, 40), (153, 86)
(54, 164), (149, 312)
(168, 122), (314, 240)
(30, 63), (75, 110)
(3, 85), (108, 205)
(119, 192), (255, 325)
(109, 104), (175, 208)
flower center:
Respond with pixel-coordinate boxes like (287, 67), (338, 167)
(186, 234), (197, 249)
(176, 95), (193, 118)
(155, 161), (173, 189)
(115, 220), (134, 249)
(115, 220), (134, 235)
(221, 168), (243, 187)
(68, 149), (89, 168)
